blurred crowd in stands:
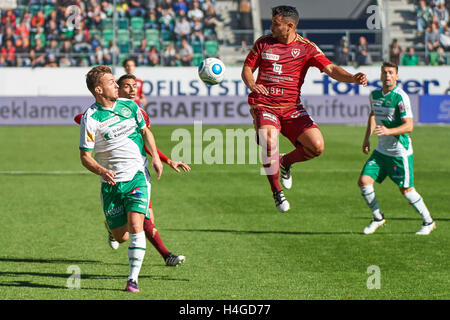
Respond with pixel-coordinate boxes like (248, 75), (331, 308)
(334, 0), (449, 67)
(414, 0), (449, 65)
(0, 0), (218, 67)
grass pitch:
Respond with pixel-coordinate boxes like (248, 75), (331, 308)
(0, 124), (449, 300)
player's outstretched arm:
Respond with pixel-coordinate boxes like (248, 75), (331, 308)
(155, 148), (191, 172)
(323, 64), (368, 86)
(167, 159), (191, 173)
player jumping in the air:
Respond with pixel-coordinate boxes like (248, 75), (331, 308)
(75, 74), (189, 267)
(358, 62), (436, 235)
(241, 5), (368, 212)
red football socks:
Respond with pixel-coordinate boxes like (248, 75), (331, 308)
(282, 146), (308, 168)
(143, 218), (170, 258)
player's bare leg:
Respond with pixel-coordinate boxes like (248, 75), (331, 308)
(358, 175), (386, 234)
(399, 187), (435, 235)
(258, 124), (289, 212)
(280, 127), (325, 189)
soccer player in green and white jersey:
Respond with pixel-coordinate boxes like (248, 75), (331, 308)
(358, 62), (436, 235)
(79, 65), (163, 292)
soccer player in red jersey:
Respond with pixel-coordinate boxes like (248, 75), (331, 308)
(75, 74), (190, 266)
(123, 58), (147, 107)
(242, 6), (368, 212)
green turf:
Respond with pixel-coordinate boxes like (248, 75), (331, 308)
(0, 124), (449, 300)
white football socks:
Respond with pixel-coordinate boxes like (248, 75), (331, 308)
(360, 185), (384, 221)
(128, 232), (146, 283)
(403, 189), (433, 224)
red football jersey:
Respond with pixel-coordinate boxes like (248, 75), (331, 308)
(244, 34), (332, 107)
(135, 78), (144, 107)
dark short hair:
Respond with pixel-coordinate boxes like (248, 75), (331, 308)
(382, 61), (398, 73)
(86, 65), (113, 95)
(271, 6), (299, 25)
(117, 74), (136, 87)
(122, 58), (136, 68)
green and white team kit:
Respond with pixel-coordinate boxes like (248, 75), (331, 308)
(362, 86), (414, 188)
(79, 98), (150, 229)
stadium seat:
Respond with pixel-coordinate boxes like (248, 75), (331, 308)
(30, 4), (42, 16)
(44, 4), (55, 18)
(160, 29), (172, 41)
(191, 41), (203, 54)
(118, 42), (130, 54)
(15, 5), (27, 17)
(103, 18), (114, 30)
(132, 41), (142, 50)
(132, 30), (144, 43)
(89, 28), (102, 41)
(118, 54), (129, 65)
(103, 29), (114, 43)
(131, 17), (144, 30)
(193, 54), (204, 67)
(118, 18), (129, 30)
(147, 40), (161, 51)
(118, 29), (130, 43)
(205, 40), (219, 56)
(145, 29), (160, 43)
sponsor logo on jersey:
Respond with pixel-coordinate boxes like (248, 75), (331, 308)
(290, 110), (309, 118)
(106, 205), (124, 217)
(99, 116), (120, 128)
(291, 48), (301, 58)
(392, 164), (400, 175)
(130, 188), (143, 197)
(121, 107), (132, 118)
(262, 112), (278, 124)
(398, 101), (405, 113)
(86, 131), (95, 142)
(262, 52), (280, 61)
(272, 62), (283, 75)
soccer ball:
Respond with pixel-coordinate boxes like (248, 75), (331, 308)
(198, 58), (225, 85)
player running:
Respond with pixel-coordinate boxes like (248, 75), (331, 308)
(358, 61), (436, 235)
(79, 65), (163, 292)
(75, 74), (189, 267)
(241, 5), (368, 212)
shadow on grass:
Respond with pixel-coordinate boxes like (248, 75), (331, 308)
(354, 217), (450, 222)
(0, 257), (190, 291)
(0, 271), (188, 291)
(0, 257), (102, 264)
(165, 228), (356, 235)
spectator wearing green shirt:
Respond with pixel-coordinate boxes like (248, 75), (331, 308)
(401, 47), (419, 66)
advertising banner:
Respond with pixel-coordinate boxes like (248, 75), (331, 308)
(419, 95), (450, 123)
(0, 67), (448, 97)
(0, 95), (420, 125)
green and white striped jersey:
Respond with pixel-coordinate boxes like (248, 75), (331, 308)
(369, 86), (413, 157)
(79, 98), (147, 182)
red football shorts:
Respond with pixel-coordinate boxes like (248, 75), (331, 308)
(250, 105), (319, 146)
